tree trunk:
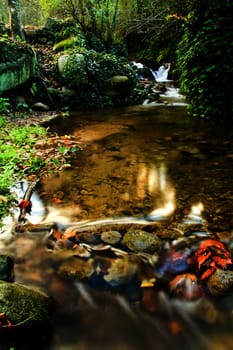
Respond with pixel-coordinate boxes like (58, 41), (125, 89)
(7, 0), (25, 40)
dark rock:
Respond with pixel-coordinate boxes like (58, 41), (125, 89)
(206, 268), (233, 296)
(0, 255), (14, 281)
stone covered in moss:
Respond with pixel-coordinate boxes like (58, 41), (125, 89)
(122, 229), (160, 253)
(0, 281), (53, 325)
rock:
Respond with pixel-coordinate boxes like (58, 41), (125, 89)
(108, 75), (131, 96)
(0, 255), (14, 282)
(0, 281), (53, 326)
(0, 46), (36, 94)
(122, 229), (160, 253)
(47, 87), (77, 107)
(58, 256), (94, 281)
(104, 256), (138, 287)
(206, 268), (233, 296)
(32, 102), (50, 111)
(58, 53), (87, 87)
(57, 54), (69, 76)
(53, 37), (78, 52)
(101, 230), (122, 244)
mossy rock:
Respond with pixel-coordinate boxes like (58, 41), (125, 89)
(0, 281), (53, 326)
(122, 229), (160, 253)
(53, 37), (78, 52)
(58, 53), (88, 88)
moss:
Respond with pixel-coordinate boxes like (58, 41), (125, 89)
(0, 40), (36, 94)
(0, 281), (53, 325)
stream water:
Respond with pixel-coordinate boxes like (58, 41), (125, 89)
(3, 100), (233, 349)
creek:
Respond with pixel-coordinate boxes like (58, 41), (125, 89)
(2, 97), (233, 349)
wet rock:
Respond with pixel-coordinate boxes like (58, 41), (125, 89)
(0, 281), (53, 326)
(101, 230), (122, 244)
(58, 256), (94, 281)
(169, 273), (203, 300)
(104, 256), (138, 287)
(206, 268), (233, 296)
(122, 229), (159, 253)
(0, 255), (14, 282)
(173, 297), (219, 324)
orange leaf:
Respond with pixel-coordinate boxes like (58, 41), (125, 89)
(62, 231), (76, 240)
(52, 197), (62, 204)
(52, 229), (62, 240)
(168, 320), (183, 335)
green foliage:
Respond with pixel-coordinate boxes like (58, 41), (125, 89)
(0, 98), (10, 113)
(85, 32), (106, 53)
(0, 117), (82, 220)
(0, 120), (46, 218)
(60, 48), (138, 108)
(176, 0), (233, 122)
(53, 36), (85, 52)
(109, 41), (128, 58)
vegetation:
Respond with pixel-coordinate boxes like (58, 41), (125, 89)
(176, 0), (233, 122)
(0, 102), (83, 221)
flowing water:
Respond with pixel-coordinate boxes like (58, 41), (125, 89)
(2, 99), (233, 349)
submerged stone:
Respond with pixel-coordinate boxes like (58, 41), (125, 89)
(122, 229), (160, 253)
(206, 268), (233, 296)
(101, 230), (122, 244)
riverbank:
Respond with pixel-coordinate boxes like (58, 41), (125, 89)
(0, 108), (84, 222)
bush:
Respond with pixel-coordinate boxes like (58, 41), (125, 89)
(60, 48), (138, 108)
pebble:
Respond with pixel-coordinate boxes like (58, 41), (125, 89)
(101, 230), (122, 244)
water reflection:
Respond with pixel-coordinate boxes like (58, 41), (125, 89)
(137, 162), (176, 218)
(37, 105), (233, 230)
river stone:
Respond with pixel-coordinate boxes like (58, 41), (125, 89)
(104, 256), (138, 287)
(0, 281), (53, 325)
(0, 255), (14, 281)
(122, 229), (159, 253)
(206, 268), (233, 296)
(101, 230), (122, 244)
(58, 257), (94, 281)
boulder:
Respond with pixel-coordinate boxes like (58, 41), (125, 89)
(0, 281), (53, 327)
(58, 53), (87, 87)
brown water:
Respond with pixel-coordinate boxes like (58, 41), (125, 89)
(6, 104), (233, 350)
(40, 104), (233, 230)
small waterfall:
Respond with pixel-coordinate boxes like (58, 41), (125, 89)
(151, 63), (171, 82)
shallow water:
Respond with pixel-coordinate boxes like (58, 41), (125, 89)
(4, 103), (233, 350)
(40, 104), (233, 229)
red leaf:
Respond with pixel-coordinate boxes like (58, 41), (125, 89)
(200, 261), (216, 280)
(196, 251), (212, 269)
(212, 255), (233, 269)
(18, 199), (32, 213)
(198, 239), (225, 251)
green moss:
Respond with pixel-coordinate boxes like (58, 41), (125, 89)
(0, 281), (52, 325)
